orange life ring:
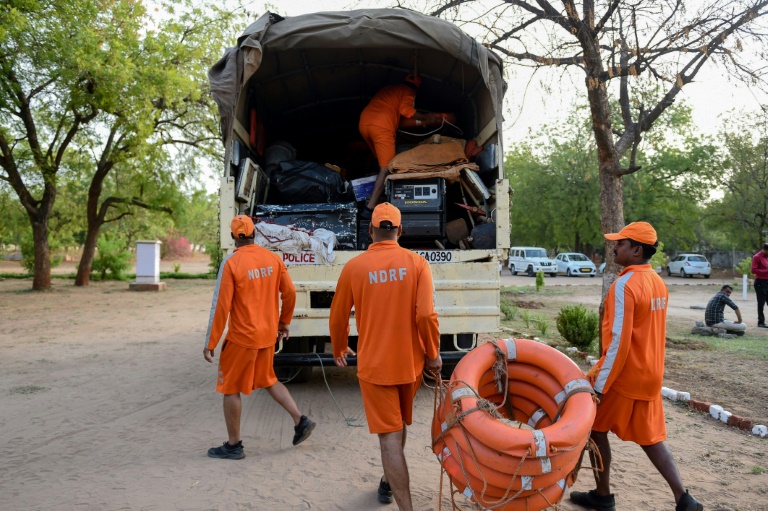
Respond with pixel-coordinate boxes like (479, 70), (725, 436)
(431, 338), (596, 511)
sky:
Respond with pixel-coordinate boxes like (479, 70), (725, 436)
(263, 0), (768, 144)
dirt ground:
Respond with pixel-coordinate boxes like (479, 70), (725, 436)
(1, 271), (766, 511)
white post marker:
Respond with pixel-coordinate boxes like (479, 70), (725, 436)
(130, 240), (165, 291)
(743, 274), (748, 301)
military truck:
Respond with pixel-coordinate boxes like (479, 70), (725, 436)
(208, 8), (510, 381)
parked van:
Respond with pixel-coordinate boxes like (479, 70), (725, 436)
(208, 9), (509, 381)
(508, 247), (558, 277)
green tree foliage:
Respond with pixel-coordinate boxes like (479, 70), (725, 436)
(0, 0), (244, 289)
(506, 107), (601, 253)
(705, 111), (768, 250)
(556, 304), (599, 351)
(506, 103), (715, 255)
(407, 0), (768, 294)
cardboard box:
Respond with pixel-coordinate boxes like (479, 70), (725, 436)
(351, 175), (377, 202)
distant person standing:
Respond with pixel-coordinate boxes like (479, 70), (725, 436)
(329, 203), (441, 511)
(705, 285), (747, 335)
(203, 215), (315, 460)
(751, 243), (768, 328)
(570, 221), (703, 511)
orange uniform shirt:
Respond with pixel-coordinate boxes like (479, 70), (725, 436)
(358, 84), (417, 134)
(593, 264), (668, 400)
(205, 244), (296, 351)
(329, 240), (440, 385)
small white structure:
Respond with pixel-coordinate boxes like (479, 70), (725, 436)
(129, 240), (165, 291)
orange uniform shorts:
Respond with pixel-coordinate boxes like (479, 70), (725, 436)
(216, 340), (277, 395)
(592, 391), (667, 445)
(359, 123), (396, 168)
(359, 377), (422, 434)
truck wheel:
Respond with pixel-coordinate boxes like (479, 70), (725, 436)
(439, 333), (475, 380)
(510, 265), (517, 276)
(527, 266), (535, 277)
(275, 337), (314, 384)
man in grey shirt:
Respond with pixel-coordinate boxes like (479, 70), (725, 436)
(705, 285), (747, 334)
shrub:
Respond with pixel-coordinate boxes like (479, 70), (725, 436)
(535, 270), (544, 291)
(160, 229), (193, 259)
(500, 298), (518, 320)
(736, 257), (754, 278)
(533, 315), (550, 336)
(556, 304), (599, 351)
(521, 309), (533, 329)
(91, 236), (131, 280)
(204, 240), (222, 274)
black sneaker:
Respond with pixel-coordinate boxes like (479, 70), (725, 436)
(570, 489), (616, 511)
(207, 441), (244, 460)
(676, 490), (703, 511)
(377, 477), (393, 504)
(758, 323), (768, 328)
(292, 415), (315, 446)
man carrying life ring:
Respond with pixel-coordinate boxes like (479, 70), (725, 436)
(329, 203), (442, 510)
(571, 221), (704, 511)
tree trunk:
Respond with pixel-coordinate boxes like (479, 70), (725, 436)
(75, 223), (100, 286)
(75, 162), (109, 287)
(31, 215), (51, 290)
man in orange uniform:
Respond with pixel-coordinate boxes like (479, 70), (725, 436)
(203, 215), (315, 460)
(570, 222), (703, 511)
(329, 203), (441, 510)
(359, 74), (450, 215)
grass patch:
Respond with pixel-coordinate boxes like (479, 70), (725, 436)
(695, 335), (768, 359)
(10, 385), (48, 395)
(501, 285), (574, 297)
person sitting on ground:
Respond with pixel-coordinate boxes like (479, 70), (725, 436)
(704, 284), (747, 335)
(358, 73), (453, 216)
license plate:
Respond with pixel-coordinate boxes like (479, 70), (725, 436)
(580, 268), (591, 273)
(414, 250), (453, 263)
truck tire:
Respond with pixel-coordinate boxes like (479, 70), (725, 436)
(439, 333), (475, 380)
(527, 266), (535, 277)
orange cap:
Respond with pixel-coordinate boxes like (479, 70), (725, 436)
(231, 215), (255, 238)
(604, 221), (657, 245)
(372, 202), (401, 228)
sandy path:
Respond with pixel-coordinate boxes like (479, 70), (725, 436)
(1, 278), (766, 510)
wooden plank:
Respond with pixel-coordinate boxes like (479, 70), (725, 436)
(475, 118), (497, 146)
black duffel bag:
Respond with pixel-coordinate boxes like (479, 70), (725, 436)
(270, 160), (354, 204)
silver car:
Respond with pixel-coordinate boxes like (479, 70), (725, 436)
(666, 254), (711, 278)
(555, 252), (596, 277)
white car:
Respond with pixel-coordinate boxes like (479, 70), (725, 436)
(555, 252), (596, 277)
(666, 254), (711, 278)
(508, 246), (558, 277)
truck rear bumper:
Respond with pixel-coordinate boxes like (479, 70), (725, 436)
(273, 351), (468, 367)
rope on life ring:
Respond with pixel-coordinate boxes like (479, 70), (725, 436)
(429, 338), (599, 511)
